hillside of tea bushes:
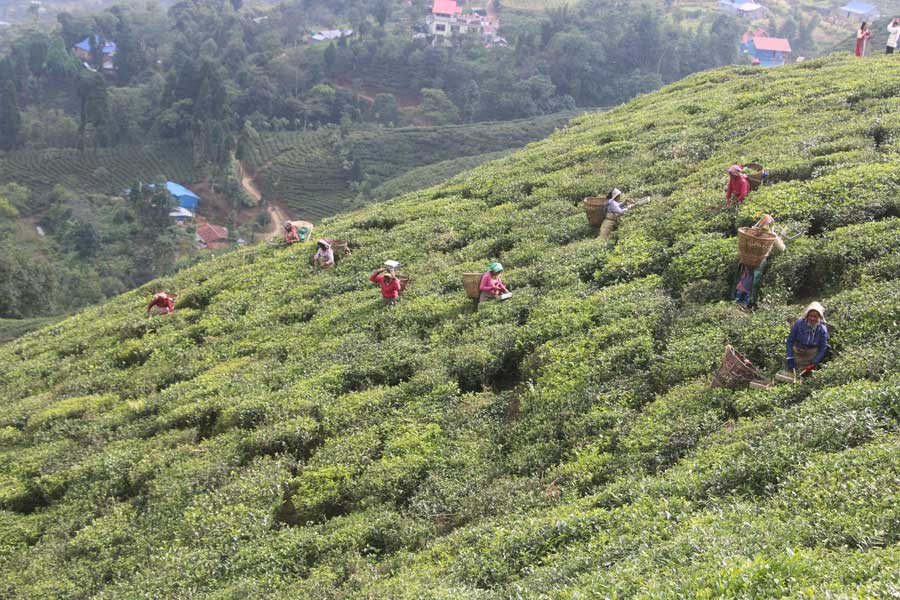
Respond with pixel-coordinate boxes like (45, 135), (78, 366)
(5, 54), (900, 598)
(244, 113), (578, 218)
(0, 144), (196, 196)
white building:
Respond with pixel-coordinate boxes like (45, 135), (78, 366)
(427, 0), (500, 42)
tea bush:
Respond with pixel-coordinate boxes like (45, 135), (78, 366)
(4, 54), (900, 598)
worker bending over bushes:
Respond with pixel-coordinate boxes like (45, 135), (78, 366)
(147, 291), (176, 317)
(313, 239), (335, 269)
(733, 214), (785, 310)
(600, 188), (632, 239)
(479, 262), (509, 305)
(786, 302), (829, 377)
(724, 164), (750, 208)
(370, 267), (402, 306)
(283, 221), (300, 245)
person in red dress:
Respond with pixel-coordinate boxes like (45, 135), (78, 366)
(856, 22), (872, 57)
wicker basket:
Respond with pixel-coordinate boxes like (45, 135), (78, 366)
(711, 344), (767, 389)
(397, 274), (410, 292)
(583, 196), (607, 227)
(737, 227), (777, 267)
(744, 162), (765, 191)
(462, 273), (482, 300)
(322, 238), (350, 259)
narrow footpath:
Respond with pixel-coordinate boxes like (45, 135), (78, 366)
(239, 161), (290, 238)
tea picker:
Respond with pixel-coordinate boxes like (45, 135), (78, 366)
(732, 214), (785, 310)
(723, 163), (768, 209)
(313, 239), (335, 269)
(283, 221), (300, 245)
(478, 262), (511, 305)
(775, 302), (832, 383)
(369, 260), (407, 306)
(147, 291), (177, 317)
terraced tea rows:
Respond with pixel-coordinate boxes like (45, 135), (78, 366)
(0, 144), (196, 195)
(251, 112), (579, 218)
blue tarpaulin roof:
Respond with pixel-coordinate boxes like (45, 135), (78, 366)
(75, 36), (117, 54)
(166, 182), (199, 211)
(839, 1), (877, 14)
(166, 182), (200, 201)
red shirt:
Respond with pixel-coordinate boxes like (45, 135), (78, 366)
(148, 294), (174, 313)
(369, 272), (401, 299)
(726, 174), (749, 204)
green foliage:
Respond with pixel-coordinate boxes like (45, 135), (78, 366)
(4, 55), (900, 598)
(0, 144), (195, 195)
(247, 113), (577, 218)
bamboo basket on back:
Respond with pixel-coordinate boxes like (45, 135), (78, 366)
(583, 196), (607, 227)
(712, 344), (767, 389)
(744, 163), (765, 191)
(462, 273), (482, 300)
(737, 227), (777, 267)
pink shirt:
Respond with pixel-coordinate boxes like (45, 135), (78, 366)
(480, 271), (506, 294)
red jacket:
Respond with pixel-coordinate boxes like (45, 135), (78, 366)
(726, 174), (749, 204)
(147, 294), (174, 314)
(370, 272), (401, 299)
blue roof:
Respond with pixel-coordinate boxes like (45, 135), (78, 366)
(75, 36), (117, 54)
(166, 181), (200, 201)
(840, 1), (876, 13)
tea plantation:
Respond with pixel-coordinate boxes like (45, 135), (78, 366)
(0, 144), (196, 195)
(247, 113), (579, 218)
(4, 54), (900, 597)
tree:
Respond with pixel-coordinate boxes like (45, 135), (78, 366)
(44, 36), (79, 79)
(372, 93), (399, 125)
(372, 0), (391, 27)
(0, 242), (57, 318)
(459, 80), (481, 122)
(115, 16), (146, 84)
(77, 71), (110, 148)
(417, 88), (460, 125)
(0, 81), (22, 151)
(324, 42), (337, 74)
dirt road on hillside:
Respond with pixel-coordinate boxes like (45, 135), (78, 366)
(239, 162), (290, 238)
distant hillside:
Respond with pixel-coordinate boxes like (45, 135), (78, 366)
(5, 55), (900, 598)
(245, 112), (580, 219)
(0, 144), (196, 195)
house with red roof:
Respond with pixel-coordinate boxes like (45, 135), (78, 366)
(750, 35), (791, 67)
(195, 223), (230, 249)
(427, 0), (500, 44)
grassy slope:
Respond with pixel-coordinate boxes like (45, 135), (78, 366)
(0, 144), (196, 195)
(0, 317), (61, 345)
(3, 54), (900, 598)
(368, 149), (514, 201)
(249, 112), (580, 219)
